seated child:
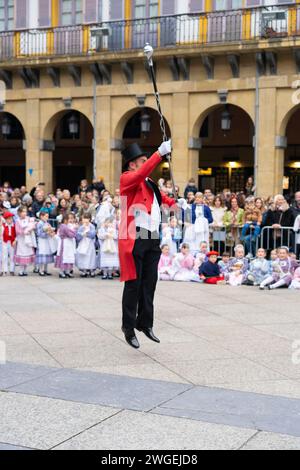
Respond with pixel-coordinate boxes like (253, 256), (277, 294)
(158, 244), (173, 281)
(225, 244), (249, 286)
(245, 248), (269, 286)
(260, 247), (298, 290)
(193, 241), (209, 274)
(199, 251), (225, 285)
(290, 267), (300, 290)
(171, 243), (199, 282)
(218, 252), (231, 275)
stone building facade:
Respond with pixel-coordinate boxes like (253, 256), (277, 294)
(1, 0), (300, 196)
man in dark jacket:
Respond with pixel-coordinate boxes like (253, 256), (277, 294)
(184, 178), (198, 199)
(291, 191), (300, 220)
(263, 195), (295, 249)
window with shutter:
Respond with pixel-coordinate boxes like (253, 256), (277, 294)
(162, 0), (175, 15)
(245, 0), (261, 6)
(60, 0), (83, 25)
(39, 0), (51, 27)
(0, 0), (14, 32)
(110, 0), (123, 20)
(189, 0), (204, 12)
(84, 0), (98, 23)
(15, 0), (27, 30)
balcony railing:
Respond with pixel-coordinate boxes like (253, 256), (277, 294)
(0, 4), (300, 61)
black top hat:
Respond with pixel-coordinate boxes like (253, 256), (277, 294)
(122, 143), (146, 170)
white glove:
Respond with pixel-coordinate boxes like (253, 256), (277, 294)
(177, 198), (188, 210)
(158, 139), (172, 157)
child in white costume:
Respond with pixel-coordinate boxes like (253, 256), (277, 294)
(225, 245), (249, 286)
(98, 217), (119, 280)
(14, 206), (36, 276)
(182, 193), (212, 256)
(171, 243), (199, 282)
(76, 213), (97, 278)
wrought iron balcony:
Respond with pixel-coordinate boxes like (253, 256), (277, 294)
(0, 4), (299, 62)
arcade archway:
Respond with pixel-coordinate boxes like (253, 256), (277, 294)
(198, 105), (255, 194)
(49, 110), (93, 194)
(0, 112), (25, 188)
(122, 107), (171, 181)
(284, 107), (300, 197)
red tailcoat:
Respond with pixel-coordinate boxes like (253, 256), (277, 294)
(2, 223), (16, 244)
(119, 151), (176, 282)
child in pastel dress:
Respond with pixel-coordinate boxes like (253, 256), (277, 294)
(158, 244), (173, 281)
(245, 248), (269, 286)
(55, 213), (78, 279)
(218, 252), (231, 275)
(171, 243), (199, 282)
(35, 210), (56, 276)
(225, 245), (249, 286)
(193, 241), (209, 275)
(182, 193), (213, 256)
(76, 213), (97, 278)
(98, 217), (119, 280)
(161, 217), (182, 257)
(290, 267), (300, 290)
(14, 206), (37, 276)
(260, 247), (298, 290)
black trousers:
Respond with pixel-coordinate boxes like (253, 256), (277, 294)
(122, 231), (161, 331)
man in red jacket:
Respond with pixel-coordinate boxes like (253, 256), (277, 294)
(119, 140), (186, 349)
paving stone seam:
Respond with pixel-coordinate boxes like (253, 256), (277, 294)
(49, 409), (125, 451)
(2, 363), (300, 440)
(146, 385), (195, 413)
(0, 369), (59, 393)
(237, 430), (261, 451)
(0, 441), (36, 451)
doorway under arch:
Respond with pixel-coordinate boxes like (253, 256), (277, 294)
(51, 110), (93, 194)
(284, 107), (300, 197)
(0, 112), (25, 188)
(122, 107), (171, 181)
(198, 105), (255, 194)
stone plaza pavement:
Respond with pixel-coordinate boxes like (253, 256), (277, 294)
(1, 274), (300, 450)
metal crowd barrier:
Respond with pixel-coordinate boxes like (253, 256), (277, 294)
(258, 226), (297, 254)
(209, 225), (298, 258)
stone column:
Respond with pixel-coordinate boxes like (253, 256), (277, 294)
(171, 93), (194, 195)
(39, 151), (53, 194)
(25, 99), (42, 190)
(95, 95), (114, 190)
(256, 87), (283, 197)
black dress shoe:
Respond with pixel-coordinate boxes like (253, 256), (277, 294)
(122, 328), (140, 349)
(136, 327), (160, 344)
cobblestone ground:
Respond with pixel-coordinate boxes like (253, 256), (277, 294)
(1, 272), (300, 450)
